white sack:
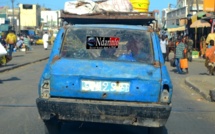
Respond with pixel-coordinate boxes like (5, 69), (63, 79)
(64, 0), (96, 15)
(96, 0), (133, 12)
(0, 43), (7, 56)
(64, 0), (133, 14)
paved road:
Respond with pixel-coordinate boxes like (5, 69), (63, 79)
(168, 52), (215, 102)
(0, 45), (51, 73)
(1, 44), (214, 101)
(166, 61), (215, 134)
(0, 54), (215, 134)
(1, 47), (214, 102)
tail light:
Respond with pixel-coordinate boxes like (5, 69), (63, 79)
(41, 80), (50, 99)
(160, 89), (170, 103)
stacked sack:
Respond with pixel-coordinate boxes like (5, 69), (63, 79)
(64, 0), (150, 15)
(64, 0), (133, 14)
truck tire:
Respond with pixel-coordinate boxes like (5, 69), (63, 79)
(44, 117), (62, 134)
(148, 126), (164, 134)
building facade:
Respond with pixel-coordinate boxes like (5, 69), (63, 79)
(166, 0), (203, 28)
(19, 4), (41, 30)
(0, 6), (9, 32)
(1, 4), (62, 35)
(162, 7), (176, 29)
(6, 8), (19, 33)
(41, 10), (60, 31)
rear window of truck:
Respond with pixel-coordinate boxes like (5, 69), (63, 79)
(61, 27), (154, 63)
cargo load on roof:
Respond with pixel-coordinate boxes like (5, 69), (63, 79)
(64, 0), (150, 15)
(60, 10), (155, 26)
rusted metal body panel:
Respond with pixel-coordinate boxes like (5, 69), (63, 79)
(61, 11), (155, 25)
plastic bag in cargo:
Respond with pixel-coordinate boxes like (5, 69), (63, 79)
(96, 0), (133, 12)
(129, 0), (150, 12)
(64, 0), (96, 15)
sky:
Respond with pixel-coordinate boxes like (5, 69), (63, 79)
(0, 0), (177, 13)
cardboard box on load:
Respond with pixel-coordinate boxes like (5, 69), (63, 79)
(204, 0), (215, 12)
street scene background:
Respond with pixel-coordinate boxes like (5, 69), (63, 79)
(0, 46), (215, 134)
(1, 0), (215, 134)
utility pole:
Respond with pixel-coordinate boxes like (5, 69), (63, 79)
(11, 0), (15, 31)
(56, 11), (59, 29)
(196, 0), (199, 13)
(187, 0), (200, 49)
(188, 0), (199, 13)
(188, 0), (194, 15)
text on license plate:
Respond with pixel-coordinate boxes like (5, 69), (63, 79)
(81, 80), (130, 92)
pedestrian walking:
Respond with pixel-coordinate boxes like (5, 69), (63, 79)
(205, 40), (215, 75)
(175, 36), (186, 74)
(184, 35), (193, 62)
(23, 35), (32, 53)
(160, 36), (167, 63)
(200, 35), (207, 58)
(42, 31), (49, 50)
(165, 35), (170, 61)
(181, 36), (189, 73)
(5, 30), (17, 57)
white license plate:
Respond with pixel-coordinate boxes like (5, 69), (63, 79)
(81, 80), (130, 92)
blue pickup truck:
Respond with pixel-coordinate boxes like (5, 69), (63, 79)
(36, 11), (173, 134)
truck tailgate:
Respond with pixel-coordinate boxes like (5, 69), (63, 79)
(49, 59), (161, 102)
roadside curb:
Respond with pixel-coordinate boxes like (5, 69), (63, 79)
(192, 59), (205, 63)
(184, 77), (211, 101)
(0, 57), (49, 73)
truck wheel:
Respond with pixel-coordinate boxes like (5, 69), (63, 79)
(148, 126), (164, 134)
(44, 117), (62, 134)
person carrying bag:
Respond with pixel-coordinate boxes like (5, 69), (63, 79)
(5, 30), (17, 57)
(175, 36), (188, 74)
(205, 40), (215, 75)
(180, 38), (189, 74)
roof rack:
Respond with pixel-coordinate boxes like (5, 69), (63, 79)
(60, 10), (156, 26)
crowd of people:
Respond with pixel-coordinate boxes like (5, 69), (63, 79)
(0, 30), (51, 66)
(159, 34), (193, 74)
(160, 33), (215, 75)
(0, 30), (18, 66)
(0, 30), (35, 66)
(1, 28), (215, 75)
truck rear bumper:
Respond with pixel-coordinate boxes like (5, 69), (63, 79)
(36, 98), (171, 127)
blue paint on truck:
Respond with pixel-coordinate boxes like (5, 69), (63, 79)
(36, 12), (173, 134)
